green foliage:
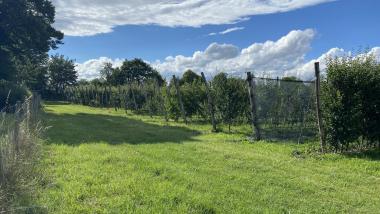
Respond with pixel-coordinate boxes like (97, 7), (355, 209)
(101, 59), (164, 86)
(180, 82), (207, 118)
(180, 69), (202, 85)
(164, 74), (207, 121)
(100, 62), (114, 83)
(0, 80), (29, 110)
(164, 84), (181, 121)
(64, 82), (166, 117)
(47, 54), (77, 95)
(322, 54), (380, 150)
(0, 0), (63, 82)
(212, 73), (249, 131)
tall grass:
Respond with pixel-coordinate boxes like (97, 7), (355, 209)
(0, 94), (43, 213)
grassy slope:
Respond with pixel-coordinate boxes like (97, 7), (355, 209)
(38, 103), (380, 213)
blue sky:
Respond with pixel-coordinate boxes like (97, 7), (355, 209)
(50, 0), (380, 80)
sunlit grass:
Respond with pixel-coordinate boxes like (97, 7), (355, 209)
(38, 103), (380, 213)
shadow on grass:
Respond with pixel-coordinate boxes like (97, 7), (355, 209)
(344, 149), (380, 161)
(43, 101), (71, 105)
(259, 127), (317, 143)
(44, 112), (200, 146)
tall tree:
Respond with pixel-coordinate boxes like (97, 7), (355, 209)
(119, 59), (164, 85)
(48, 54), (77, 94)
(0, 0), (63, 82)
(180, 69), (202, 85)
(100, 62), (114, 83)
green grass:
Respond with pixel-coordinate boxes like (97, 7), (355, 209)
(38, 103), (380, 213)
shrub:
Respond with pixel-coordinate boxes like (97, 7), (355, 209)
(322, 54), (380, 151)
(0, 80), (29, 111)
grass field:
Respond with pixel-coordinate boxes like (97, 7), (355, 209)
(38, 103), (380, 213)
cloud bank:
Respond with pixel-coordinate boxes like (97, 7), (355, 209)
(154, 29), (316, 79)
(75, 29), (380, 81)
(52, 0), (333, 36)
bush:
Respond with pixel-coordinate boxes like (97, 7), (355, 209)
(0, 80), (29, 111)
(322, 54), (380, 151)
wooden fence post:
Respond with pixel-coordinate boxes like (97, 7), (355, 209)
(247, 72), (261, 141)
(201, 72), (217, 132)
(314, 62), (325, 153)
(173, 75), (187, 124)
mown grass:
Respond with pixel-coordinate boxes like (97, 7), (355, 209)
(38, 103), (380, 213)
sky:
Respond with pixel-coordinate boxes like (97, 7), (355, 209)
(50, 0), (380, 80)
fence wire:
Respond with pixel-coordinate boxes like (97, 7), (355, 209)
(254, 78), (317, 141)
(63, 76), (319, 142)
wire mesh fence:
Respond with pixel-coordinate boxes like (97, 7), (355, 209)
(254, 78), (317, 141)
(63, 74), (319, 142)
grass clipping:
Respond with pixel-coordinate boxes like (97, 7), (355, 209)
(0, 96), (44, 213)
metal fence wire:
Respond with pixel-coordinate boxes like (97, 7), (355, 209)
(253, 77), (317, 142)
(63, 75), (319, 142)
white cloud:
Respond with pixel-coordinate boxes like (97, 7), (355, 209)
(286, 47), (380, 80)
(75, 57), (123, 80)
(368, 47), (380, 61)
(75, 29), (380, 81)
(153, 29), (316, 79)
(52, 0), (333, 36)
(284, 47), (347, 80)
(208, 27), (245, 36)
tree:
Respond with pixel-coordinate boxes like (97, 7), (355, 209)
(180, 70), (202, 85)
(322, 54), (380, 151)
(48, 55), (77, 94)
(212, 73), (249, 132)
(0, 0), (63, 82)
(100, 62), (114, 83)
(15, 58), (49, 92)
(119, 59), (164, 85)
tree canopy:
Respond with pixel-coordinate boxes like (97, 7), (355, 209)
(100, 59), (164, 86)
(48, 54), (77, 94)
(0, 0), (63, 82)
(180, 70), (202, 85)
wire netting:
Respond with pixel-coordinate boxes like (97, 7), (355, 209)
(63, 75), (318, 142)
(254, 78), (317, 141)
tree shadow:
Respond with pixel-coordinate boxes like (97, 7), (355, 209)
(43, 101), (71, 105)
(251, 126), (318, 143)
(44, 112), (201, 146)
(343, 149), (380, 161)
